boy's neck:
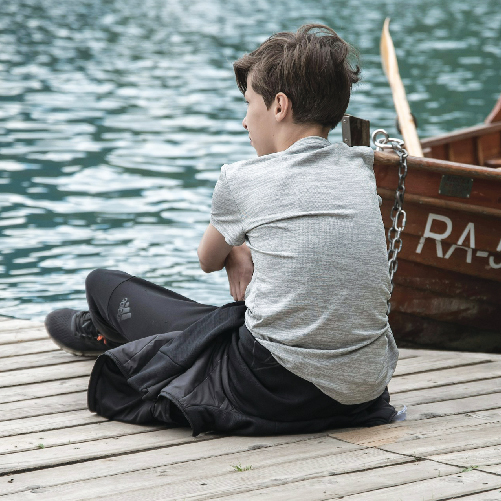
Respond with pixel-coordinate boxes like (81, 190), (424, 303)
(274, 123), (330, 153)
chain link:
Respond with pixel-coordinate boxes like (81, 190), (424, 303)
(372, 129), (409, 315)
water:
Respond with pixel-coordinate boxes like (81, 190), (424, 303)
(1, 0), (500, 320)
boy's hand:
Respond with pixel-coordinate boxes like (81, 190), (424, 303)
(225, 244), (254, 301)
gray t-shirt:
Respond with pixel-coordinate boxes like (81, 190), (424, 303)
(210, 136), (398, 405)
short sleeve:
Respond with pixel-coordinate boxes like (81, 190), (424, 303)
(210, 166), (246, 246)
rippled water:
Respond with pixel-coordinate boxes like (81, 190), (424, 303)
(1, 0), (500, 320)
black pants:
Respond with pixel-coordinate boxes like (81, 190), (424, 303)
(86, 269), (396, 434)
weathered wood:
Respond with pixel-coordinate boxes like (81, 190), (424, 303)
(0, 350), (90, 373)
(0, 320), (500, 500)
(9, 442), (409, 501)
(449, 137), (476, 164)
(454, 490), (501, 501)
(330, 409), (501, 448)
(380, 18), (423, 157)
(0, 319), (43, 331)
(420, 121), (501, 148)
(218, 461), (461, 500)
(0, 434), (326, 496)
(389, 361), (501, 394)
(389, 312), (501, 354)
(0, 339), (59, 358)
(0, 428), (205, 475)
(0, 376), (89, 404)
(0, 410), (106, 438)
(0, 327), (50, 344)
(0, 360), (94, 388)
(379, 186), (501, 223)
(379, 422), (501, 457)
(0, 420), (162, 455)
(0, 391), (88, 422)
(341, 115), (370, 147)
(392, 377), (501, 406)
(404, 393), (501, 421)
(480, 464), (501, 475)
(429, 444), (501, 467)
(393, 352), (493, 377)
(334, 471), (501, 501)
(374, 149), (501, 181)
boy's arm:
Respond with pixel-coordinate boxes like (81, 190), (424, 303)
(197, 223), (233, 273)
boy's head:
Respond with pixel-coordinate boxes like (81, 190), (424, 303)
(234, 24), (360, 132)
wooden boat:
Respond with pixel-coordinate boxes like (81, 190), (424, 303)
(370, 95), (501, 352)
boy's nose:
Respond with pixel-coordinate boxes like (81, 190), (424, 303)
(242, 116), (248, 130)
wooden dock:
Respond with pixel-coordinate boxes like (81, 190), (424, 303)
(1, 316), (501, 500)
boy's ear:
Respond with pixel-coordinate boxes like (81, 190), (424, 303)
(274, 92), (292, 122)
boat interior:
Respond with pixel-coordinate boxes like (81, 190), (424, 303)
(421, 94), (501, 169)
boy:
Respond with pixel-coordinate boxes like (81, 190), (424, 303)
(45, 24), (398, 435)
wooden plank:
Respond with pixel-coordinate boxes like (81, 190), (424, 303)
(428, 144), (448, 160)
(394, 348), (420, 360)
(0, 327), (50, 344)
(0, 360), (94, 388)
(478, 132), (501, 161)
(87, 449), (407, 501)
(391, 377), (501, 406)
(330, 408), (501, 448)
(0, 434), (325, 496)
(481, 464), (501, 475)
(334, 471), (501, 501)
(0, 391), (88, 422)
(0, 339), (59, 358)
(217, 460), (461, 500)
(0, 421), (162, 455)
(393, 352), (493, 376)
(0, 350), (91, 373)
(429, 444), (501, 467)
(0, 319), (43, 331)
(449, 137), (476, 164)
(374, 148), (501, 181)
(3, 440), (409, 501)
(453, 490), (501, 501)
(0, 410), (105, 438)
(380, 422), (501, 457)
(405, 392), (501, 421)
(389, 361), (501, 394)
(0, 376), (88, 404)
(0, 428), (207, 475)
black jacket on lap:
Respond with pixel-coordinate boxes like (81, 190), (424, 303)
(88, 302), (396, 436)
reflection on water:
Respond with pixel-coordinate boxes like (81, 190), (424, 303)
(1, 0), (500, 319)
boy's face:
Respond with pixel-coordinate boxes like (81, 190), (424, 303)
(242, 74), (278, 157)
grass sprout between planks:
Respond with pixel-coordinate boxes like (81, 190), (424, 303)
(231, 463), (252, 472)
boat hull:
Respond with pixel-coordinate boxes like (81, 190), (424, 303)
(374, 151), (501, 352)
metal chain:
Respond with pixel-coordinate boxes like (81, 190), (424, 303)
(372, 129), (409, 315)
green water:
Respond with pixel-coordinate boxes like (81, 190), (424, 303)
(1, 0), (500, 319)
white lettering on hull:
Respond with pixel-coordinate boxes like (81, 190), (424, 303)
(415, 213), (500, 269)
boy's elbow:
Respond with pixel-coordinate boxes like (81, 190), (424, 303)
(197, 248), (222, 273)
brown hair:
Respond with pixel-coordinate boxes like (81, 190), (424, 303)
(233, 24), (360, 129)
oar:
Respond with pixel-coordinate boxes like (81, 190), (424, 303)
(380, 18), (423, 157)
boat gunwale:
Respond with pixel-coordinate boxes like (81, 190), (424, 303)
(374, 150), (501, 181)
(419, 121), (501, 147)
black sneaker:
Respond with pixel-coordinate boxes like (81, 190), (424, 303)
(45, 309), (115, 356)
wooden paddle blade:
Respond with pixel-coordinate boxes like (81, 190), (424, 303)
(380, 18), (423, 157)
